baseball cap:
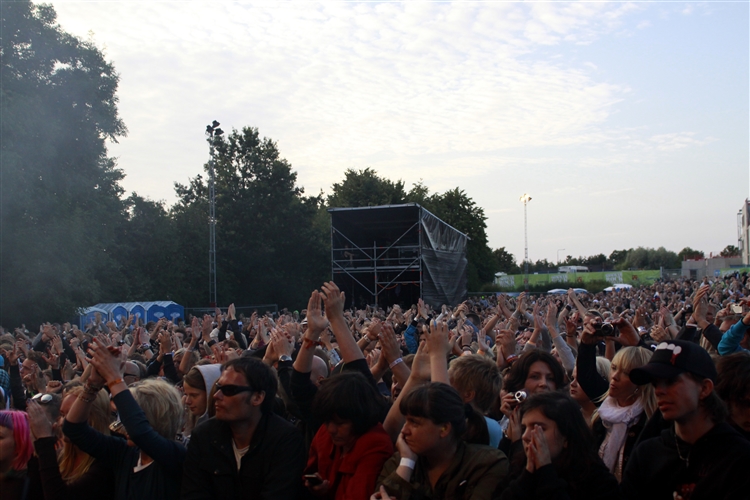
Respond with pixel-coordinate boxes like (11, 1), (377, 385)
(630, 340), (717, 385)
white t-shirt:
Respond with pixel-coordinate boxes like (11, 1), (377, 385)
(232, 438), (250, 471)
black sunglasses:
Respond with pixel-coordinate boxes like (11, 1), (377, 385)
(214, 383), (255, 397)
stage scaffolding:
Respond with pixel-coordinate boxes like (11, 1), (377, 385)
(328, 204), (468, 309)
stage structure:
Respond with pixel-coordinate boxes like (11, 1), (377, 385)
(329, 204), (468, 309)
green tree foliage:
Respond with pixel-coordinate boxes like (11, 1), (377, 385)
(112, 195), (179, 300)
(608, 249), (629, 268)
(172, 128), (329, 309)
(720, 245), (739, 258)
(678, 247), (705, 261)
(491, 247), (519, 274)
(1, 1), (127, 326)
(327, 168), (407, 208)
(616, 247), (680, 270)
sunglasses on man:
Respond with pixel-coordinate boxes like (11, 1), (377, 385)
(214, 383), (255, 397)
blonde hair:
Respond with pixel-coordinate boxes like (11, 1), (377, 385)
(595, 356), (611, 381)
(130, 378), (184, 441)
(58, 387), (110, 484)
(610, 347), (657, 418)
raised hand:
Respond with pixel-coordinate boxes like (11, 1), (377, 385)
(272, 329), (294, 358)
(88, 338), (124, 385)
(305, 290), (330, 339)
(42, 351), (59, 370)
(427, 320), (450, 357)
(379, 323), (402, 365)
(158, 330), (172, 355)
(544, 302), (558, 331)
(496, 329), (516, 358)
(517, 292), (527, 313)
(202, 315), (213, 342)
(650, 325), (670, 343)
(477, 329), (491, 353)
(693, 286), (710, 325)
(9, 342), (22, 365)
(27, 400), (55, 439)
(417, 298), (428, 319)
(320, 281), (346, 319)
(45, 380), (63, 394)
(409, 341), (431, 382)
(610, 316), (640, 347)
(532, 302), (543, 330)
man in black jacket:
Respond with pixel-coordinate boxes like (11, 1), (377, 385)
(181, 357), (306, 499)
(621, 340), (750, 499)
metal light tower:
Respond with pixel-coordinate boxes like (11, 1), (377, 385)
(519, 193), (532, 290)
(205, 120), (224, 307)
(557, 249), (566, 265)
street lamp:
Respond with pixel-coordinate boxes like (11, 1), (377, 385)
(205, 121), (224, 307)
(519, 193), (532, 290)
(557, 249), (566, 265)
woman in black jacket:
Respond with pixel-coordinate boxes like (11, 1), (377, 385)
(63, 340), (186, 500)
(497, 392), (621, 500)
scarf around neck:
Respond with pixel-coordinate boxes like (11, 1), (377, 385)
(598, 396), (643, 473)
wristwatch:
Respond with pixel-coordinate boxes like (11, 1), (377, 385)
(279, 355), (292, 362)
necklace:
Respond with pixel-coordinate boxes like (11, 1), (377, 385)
(674, 432), (691, 468)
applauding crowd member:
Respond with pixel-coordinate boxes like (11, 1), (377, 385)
(0, 274), (749, 499)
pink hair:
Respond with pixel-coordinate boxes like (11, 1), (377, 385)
(0, 410), (33, 470)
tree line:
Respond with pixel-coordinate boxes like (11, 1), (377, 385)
(0, 2), (737, 326)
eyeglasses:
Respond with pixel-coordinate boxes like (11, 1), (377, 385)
(214, 383), (255, 397)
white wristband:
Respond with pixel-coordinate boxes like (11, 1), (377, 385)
(399, 457), (416, 469)
(389, 357), (403, 369)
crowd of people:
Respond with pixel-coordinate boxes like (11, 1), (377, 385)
(1, 274), (750, 499)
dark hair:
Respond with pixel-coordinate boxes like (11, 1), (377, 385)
(222, 358), (277, 414)
(27, 351), (47, 370)
(686, 372), (728, 424)
(519, 392), (600, 482)
(716, 351), (750, 405)
(311, 372), (387, 435)
(399, 382), (488, 446)
(504, 350), (566, 393)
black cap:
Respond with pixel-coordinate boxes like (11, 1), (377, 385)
(629, 340), (717, 385)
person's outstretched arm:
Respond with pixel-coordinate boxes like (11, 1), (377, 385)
(320, 281), (364, 363)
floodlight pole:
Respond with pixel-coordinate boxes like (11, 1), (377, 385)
(205, 121), (224, 307)
(520, 194), (532, 290)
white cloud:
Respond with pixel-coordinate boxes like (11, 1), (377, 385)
(46, 1), (747, 263)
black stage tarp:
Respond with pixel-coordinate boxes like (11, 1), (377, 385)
(329, 204), (467, 309)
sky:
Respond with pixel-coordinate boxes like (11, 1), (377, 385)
(49, 0), (749, 266)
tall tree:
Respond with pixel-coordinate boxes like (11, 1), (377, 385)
(1, 1), (127, 326)
(720, 245), (739, 258)
(492, 247), (519, 274)
(172, 127), (329, 309)
(617, 247), (680, 270)
(327, 168), (407, 208)
(678, 247), (705, 261)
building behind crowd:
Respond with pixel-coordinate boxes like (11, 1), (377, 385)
(740, 198), (750, 266)
(681, 256), (744, 280)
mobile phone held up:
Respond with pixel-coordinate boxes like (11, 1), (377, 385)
(304, 474), (323, 486)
